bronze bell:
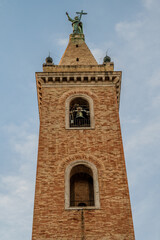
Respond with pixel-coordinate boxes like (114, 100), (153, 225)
(76, 107), (84, 118)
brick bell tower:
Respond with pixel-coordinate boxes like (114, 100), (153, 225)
(32, 11), (135, 240)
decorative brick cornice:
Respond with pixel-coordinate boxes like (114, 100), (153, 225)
(42, 63), (114, 72)
(36, 68), (121, 115)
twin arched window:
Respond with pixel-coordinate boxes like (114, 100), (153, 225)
(65, 94), (94, 129)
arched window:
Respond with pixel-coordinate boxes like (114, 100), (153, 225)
(65, 94), (95, 129)
(65, 160), (100, 209)
(70, 164), (94, 207)
(70, 97), (90, 128)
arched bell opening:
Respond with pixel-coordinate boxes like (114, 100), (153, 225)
(70, 164), (94, 207)
(69, 97), (90, 127)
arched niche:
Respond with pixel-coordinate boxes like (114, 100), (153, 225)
(65, 160), (100, 209)
(65, 94), (95, 129)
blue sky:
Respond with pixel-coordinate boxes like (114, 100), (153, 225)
(0, 0), (160, 239)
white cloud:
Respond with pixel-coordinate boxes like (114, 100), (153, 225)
(124, 120), (160, 239)
(152, 95), (160, 108)
(142, 0), (154, 9)
(3, 122), (38, 162)
(0, 122), (37, 240)
(91, 48), (104, 63)
(125, 120), (160, 154)
(13, 134), (37, 159)
(115, 20), (144, 42)
(142, 0), (160, 10)
(115, 10), (160, 235)
(121, 116), (140, 125)
(123, 117), (160, 193)
(57, 37), (68, 47)
(0, 175), (33, 239)
(133, 187), (160, 240)
(115, 7), (160, 66)
(149, 69), (160, 87)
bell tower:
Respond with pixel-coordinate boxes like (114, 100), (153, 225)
(32, 11), (135, 240)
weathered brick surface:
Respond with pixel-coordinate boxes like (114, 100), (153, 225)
(59, 34), (97, 65)
(32, 34), (134, 239)
(32, 84), (135, 239)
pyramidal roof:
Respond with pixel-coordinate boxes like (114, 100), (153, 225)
(59, 34), (98, 66)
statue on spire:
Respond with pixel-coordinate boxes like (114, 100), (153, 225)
(66, 10), (87, 34)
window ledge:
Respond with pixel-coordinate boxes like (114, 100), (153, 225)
(66, 127), (95, 130)
(65, 206), (100, 210)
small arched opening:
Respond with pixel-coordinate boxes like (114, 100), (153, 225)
(70, 164), (94, 207)
(69, 97), (90, 128)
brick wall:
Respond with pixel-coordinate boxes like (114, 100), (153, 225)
(59, 34), (97, 66)
(32, 84), (135, 240)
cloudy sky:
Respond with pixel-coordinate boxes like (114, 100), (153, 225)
(0, 0), (160, 239)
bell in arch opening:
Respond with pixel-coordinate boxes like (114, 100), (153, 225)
(69, 97), (90, 127)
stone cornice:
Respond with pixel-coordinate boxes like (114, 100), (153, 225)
(36, 69), (121, 117)
(42, 63), (114, 72)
